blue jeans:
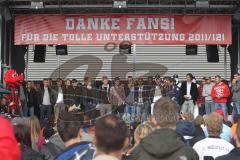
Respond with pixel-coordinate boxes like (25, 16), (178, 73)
(214, 102), (227, 120)
(232, 101), (240, 118)
(125, 104), (136, 116)
(205, 101), (214, 114)
(23, 104), (34, 117)
(124, 104), (136, 122)
(136, 101), (151, 122)
(40, 105), (53, 125)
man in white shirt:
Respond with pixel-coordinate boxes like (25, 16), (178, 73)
(193, 112), (234, 160)
(180, 73), (198, 115)
(53, 78), (64, 122)
(40, 79), (55, 125)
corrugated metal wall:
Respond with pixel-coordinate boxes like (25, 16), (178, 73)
(25, 45), (231, 81)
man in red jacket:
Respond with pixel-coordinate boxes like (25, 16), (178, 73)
(211, 75), (230, 121)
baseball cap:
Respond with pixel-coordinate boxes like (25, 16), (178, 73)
(214, 109), (224, 117)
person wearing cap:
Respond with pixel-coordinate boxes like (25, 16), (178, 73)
(193, 112), (234, 160)
(203, 77), (215, 114)
(211, 75), (230, 121)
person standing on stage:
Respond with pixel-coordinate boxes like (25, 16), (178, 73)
(134, 78), (150, 122)
(63, 79), (74, 104)
(82, 77), (97, 119)
(24, 81), (36, 117)
(71, 79), (81, 107)
(98, 76), (112, 116)
(197, 77), (206, 116)
(109, 77), (125, 117)
(211, 75), (230, 121)
(146, 76), (155, 108)
(150, 75), (163, 115)
(231, 73), (240, 118)
(39, 79), (55, 125)
(180, 73), (198, 115)
(52, 78), (64, 123)
(203, 77), (215, 114)
(124, 76), (136, 123)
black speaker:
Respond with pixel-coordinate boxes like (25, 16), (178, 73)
(11, 45), (28, 74)
(56, 45), (68, 55)
(206, 45), (219, 62)
(119, 43), (131, 54)
(34, 45), (46, 63)
(186, 45), (198, 55)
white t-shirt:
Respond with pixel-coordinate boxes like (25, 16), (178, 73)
(187, 82), (191, 96)
(193, 138), (234, 160)
(43, 87), (51, 105)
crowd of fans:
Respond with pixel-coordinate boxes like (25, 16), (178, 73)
(1, 73), (240, 160)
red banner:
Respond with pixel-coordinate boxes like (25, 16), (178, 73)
(14, 14), (231, 45)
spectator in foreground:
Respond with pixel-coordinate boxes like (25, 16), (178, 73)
(26, 116), (45, 151)
(55, 111), (95, 160)
(231, 114), (240, 139)
(193, 112), (234, 160)
(202, 109), (232, 143)
(176, 113), (196, 146)
(125, 123), (153, 157)
(131, 97), (198, 160)
(192, 115), (205, 145)
(0, 117), (21, 160)
(40, 118), (65, 160)
(216, 118), (240, 160)
(14, 124), (43, 160)
(94, 114), (130, 160)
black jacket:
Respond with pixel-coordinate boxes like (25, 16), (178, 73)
(25, 88), (36, 107)
(131, 128), (199, 160)
(21, 146), (44, 160)
(40, 134), (65, 160)
(216, 148), (240, 160)
(98, 85), (111, 104)
(39, 87), (56, 106)
(180, 82), (198, 105)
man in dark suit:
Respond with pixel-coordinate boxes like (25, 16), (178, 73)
(180, 73), (198, 115)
